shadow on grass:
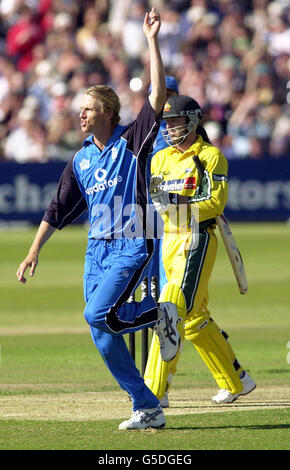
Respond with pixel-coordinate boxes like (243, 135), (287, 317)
(170, 401), (290, 410)
(166, 423), (290, 431)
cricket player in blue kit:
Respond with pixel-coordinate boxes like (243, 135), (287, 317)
(16, 7), (180, 431)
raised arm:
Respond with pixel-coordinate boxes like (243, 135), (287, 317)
(143, 7), (166, 116)
(16, 220), (56, 284)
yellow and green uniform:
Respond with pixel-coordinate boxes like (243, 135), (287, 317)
(144, 135), (244, 399)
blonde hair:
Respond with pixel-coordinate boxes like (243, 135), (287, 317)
(86, 85), (121, 126)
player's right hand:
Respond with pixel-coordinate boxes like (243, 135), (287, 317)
(16, 252), (38, 284)
(149, 174), (164, 195)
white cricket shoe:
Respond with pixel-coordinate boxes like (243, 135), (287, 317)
(159, 392), (169, 408)
(155, 302), (180, 362)
(212, 372), (256, 404)
(119, 405), (165, 430)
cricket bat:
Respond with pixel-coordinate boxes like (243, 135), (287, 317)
(215, 213), (248, 294)
(192, 155), (248, 295)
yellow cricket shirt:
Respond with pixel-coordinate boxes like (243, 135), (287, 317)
(151, 134), (228, 232)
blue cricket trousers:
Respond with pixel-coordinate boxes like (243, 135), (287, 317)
(83, 237), (160, 411)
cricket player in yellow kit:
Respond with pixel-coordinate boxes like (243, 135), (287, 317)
(144, 95), (256, 405)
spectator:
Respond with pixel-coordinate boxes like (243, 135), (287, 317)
(4, 106), (47, 162)
(158, 6), (184, 68)
(270, 113), (290, 157)
(267, 10), (290, 57)
(5, 4), (47, 72)
(76, 6), (102, 60)
(121, 1), (147, 63)
(0, 0), (21, 23)
(0, 0), (289, 162)
(46, 109), (81, 161)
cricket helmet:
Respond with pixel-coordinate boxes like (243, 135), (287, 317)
(162, 95), (202, 146)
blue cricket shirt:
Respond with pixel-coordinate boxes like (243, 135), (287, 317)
(43, 98), (161, 239)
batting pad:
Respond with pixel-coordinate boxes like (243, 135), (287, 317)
(144, 331), (184, 399)
(184, 316), (243, 394)
(144, 282), (186, 399)
(159, 282), (187, 319)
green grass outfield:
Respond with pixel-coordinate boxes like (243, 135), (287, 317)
(0, 223), (290, 451)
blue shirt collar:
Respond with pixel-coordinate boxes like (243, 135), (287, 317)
(83, 124), (128, 149)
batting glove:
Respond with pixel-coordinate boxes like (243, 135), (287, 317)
(149, 175), (177, 215)
(149, 174), (164, 194)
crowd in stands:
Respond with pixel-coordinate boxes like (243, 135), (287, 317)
(0, 0), (289, 163)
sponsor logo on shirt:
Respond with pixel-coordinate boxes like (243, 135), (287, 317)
(213, 174), (228, 182)
(85, 168), (123, 195)
(161, 179), (184, 192)
(161, 177), (196, 191)
(95, 168), (107, 182)
(184, 176), (196, 189)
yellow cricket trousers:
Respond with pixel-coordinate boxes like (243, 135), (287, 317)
(144, 221), (243, 398)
